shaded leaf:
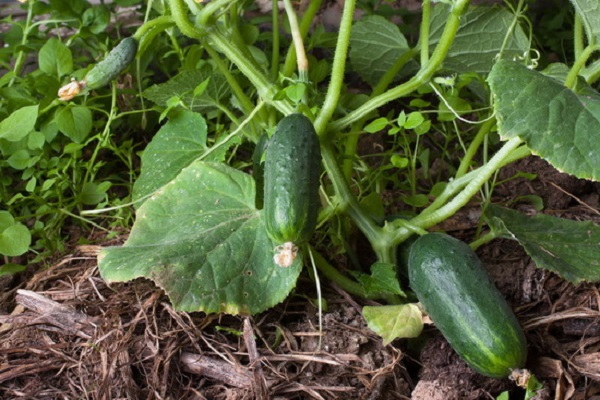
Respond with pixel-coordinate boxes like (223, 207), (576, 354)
(349, 15), (410, 87)
(143, 68), (230, 112)
(429, 5), (529, 74)
(99, 161), (301, 315)
(485, 204), (600, 284)
(363, 304), (423, 345)
(570, 0), (600, 45)
(488, 60), (600, 181)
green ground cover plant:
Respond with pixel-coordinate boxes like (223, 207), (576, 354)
(2, 0), (600, 393)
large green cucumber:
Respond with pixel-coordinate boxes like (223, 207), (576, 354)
(408, 232), (527, 378)
(264, 113), (321, 246)
(84, 37), (138, 90)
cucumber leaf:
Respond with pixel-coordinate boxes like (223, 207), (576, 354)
(484, 204), (600, 284)
(143, 67), (230, 112)
(132, 110), (238, 207)
(355, 262), (405, 298)
(489, 60), (600, 181)
(99, 161), (302, 315)
(570, 0), (600, 45)
(363, 304), (423, 345)
(429, 5), (530, 74)
(349, 15), (411, 87)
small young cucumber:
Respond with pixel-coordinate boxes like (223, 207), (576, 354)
(84, 37), (138, 90)
(408, 233), (527, 378)
(263, 113), (321, 265)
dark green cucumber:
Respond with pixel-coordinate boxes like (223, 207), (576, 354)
(408, 233), (527, 378)
(264, 113), (321, 245)
(84, 37), (138, 90)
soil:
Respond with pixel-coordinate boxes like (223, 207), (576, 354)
(0, 155), (599, 400)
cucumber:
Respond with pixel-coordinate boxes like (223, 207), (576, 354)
(84, 37), (138, 90)
(264, 113), (321, 262)
(408, 233), (527, 378)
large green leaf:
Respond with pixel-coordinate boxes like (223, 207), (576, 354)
(485, 204), (600, 284)
(429, 5), (529, 74)
(99, 161), (302, 315)
(132, 110), (237, 206)
(488, 60), (600, 181)
(349, 15), (410, 87)
(570, 0), (600, 45)
(143, 68), (231, 112)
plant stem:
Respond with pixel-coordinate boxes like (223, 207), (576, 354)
(282, 0), (324, 77)
(270, 0), (281, 81)
(321, 144), (382, 242)
(314, 0), (356, 135)
(133, 15), (174, 41)
(328, 0), (471, 132)
(209, 30), (294, 115)
(371, 48), (418, 97)
(10, 0), (35, 85)
(283, 0), (309, 81)
(203, 42), (256, 117)
(565, 45), (600, 89)
(392, 137), (524, 244)
(455, 117), (494, 178)
(420, 0), (431, 66)
(197, 0), (232, 26)
(168, 0), (206, 39)
(469, 230), (498, 251)
(574, 14), (584, 60)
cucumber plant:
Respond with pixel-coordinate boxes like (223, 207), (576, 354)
(3, 0), (600, 388)
(95, 0), (600, 380)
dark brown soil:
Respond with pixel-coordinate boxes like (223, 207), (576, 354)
(0, 156), (599, 399)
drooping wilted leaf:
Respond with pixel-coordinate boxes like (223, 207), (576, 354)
(363, 304), (423, 345)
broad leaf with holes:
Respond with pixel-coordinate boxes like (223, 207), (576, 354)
(98, 161), (302, 315)
(489, 60), (600, 181)
(485, 204), (600, 284)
